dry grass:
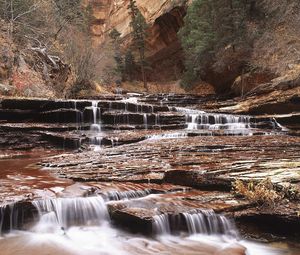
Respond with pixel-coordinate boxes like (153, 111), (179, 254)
(233, 178), (283, 208)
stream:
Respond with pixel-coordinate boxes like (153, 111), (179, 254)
(0, 95), (299, 254)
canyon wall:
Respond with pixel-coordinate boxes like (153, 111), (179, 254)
(87, 0), (300, 97)
(89, 0), (190, 82)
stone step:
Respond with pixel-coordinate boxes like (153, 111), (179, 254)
(102, 112), (185, 126)
(0, 98), (169, 114)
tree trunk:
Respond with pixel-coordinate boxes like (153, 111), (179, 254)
(139, 49), (148, 92)
(141, 63), (148, 91)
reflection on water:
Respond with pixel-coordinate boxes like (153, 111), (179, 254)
(0, 150), (72, 204)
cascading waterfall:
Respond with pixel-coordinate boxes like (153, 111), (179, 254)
(0, 198), (283, 255)
(89, 101), (103, 150)
(155, 114), (160, 126)
(104, 189), (151, 201)
(152, 210), (238, 237)
(0, 204), (9, 234)
(0, 202), (38, 235)
(143, 114), (148, 130)
(176, 107), (253, 134)
(73, 100), (83, 131)
(153, 214), (171, 235)
(90, 101), (101, 132)
(187, 113), (251, 132)
(182, 210), (238, 237)
(32, 196), (108, 231)
(187, 114), (199, 130)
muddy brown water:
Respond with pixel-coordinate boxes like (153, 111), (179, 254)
(0, 150), (73, 204)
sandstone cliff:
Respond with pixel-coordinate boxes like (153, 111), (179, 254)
(89, 0), (189, 82)
(88, 0), (300, 97)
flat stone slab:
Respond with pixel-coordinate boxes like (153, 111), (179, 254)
(107, 189), (250, 235)
(41, 135), (300, 194)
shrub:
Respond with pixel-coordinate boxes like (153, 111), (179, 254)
(233, 178), (282, 208)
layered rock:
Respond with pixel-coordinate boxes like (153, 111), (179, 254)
(0, 95), (299, 241)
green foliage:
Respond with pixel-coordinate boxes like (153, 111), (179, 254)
(109, 29), (121, 41)
(109, 29), (124, 82)
(178, 0), (250, 88)
(124, 50), (136, 81)
(127, 0), (149, 90)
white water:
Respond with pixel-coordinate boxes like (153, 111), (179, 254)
(152, 210), (238, 238)
(272, 118), (289, 131)
(72, 100), (83, 131)
(89, 101), (103, 151)
(32, 196), (108, 230)
(175, 107), (258, 136)
(153, 214), (171, 235)
(104, 189), (151, 201)
(0, 196), (288, 255)
(0, 225), (284, 255)
(186, 113), (251, 131)
(143, 114), (148, 130)
(121, 97), (138, 104)
(147, 132), (188, 140)
(182, 210), (238, 238)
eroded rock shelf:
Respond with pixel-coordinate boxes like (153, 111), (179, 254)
(0, 94), (299, 254)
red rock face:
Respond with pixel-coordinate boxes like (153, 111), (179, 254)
(146, 6), (186, 82)
(88, 0), (188, 81)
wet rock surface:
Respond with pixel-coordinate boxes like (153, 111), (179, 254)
(40, 135), (300, 189)
(0, 94), (300, 251)
(36, 132), (300, 239)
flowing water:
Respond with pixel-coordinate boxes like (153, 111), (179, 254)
(0, 96), (297, 255)
(0, 150), (72, 204)
(0, 194), (295, 255)
(176, 107), (253, 134)
(0, 153), (298, 255)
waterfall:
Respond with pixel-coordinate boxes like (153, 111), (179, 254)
(155, 114), (160, 126)
(143, 114), (148, 130)
(32, 196), (108, 230)
(73, 100), (83, 131)
(186, 113), (252, 131)
(0, 204), (8, 234)
(187, 114), (199, 130)
(89, 101), (103, 151)
(104, 189), (151, 201)
(0, 202), (38, 235)
(153, 214), (171, 235)
(90, 100), (101, 132)
(152, 210), (238, 237)
(182, 210), (238, 237)
(272, 117), (289, 131)
(176, 107), (253, 133)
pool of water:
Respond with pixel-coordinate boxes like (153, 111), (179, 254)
(0, 150), (72, 204)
